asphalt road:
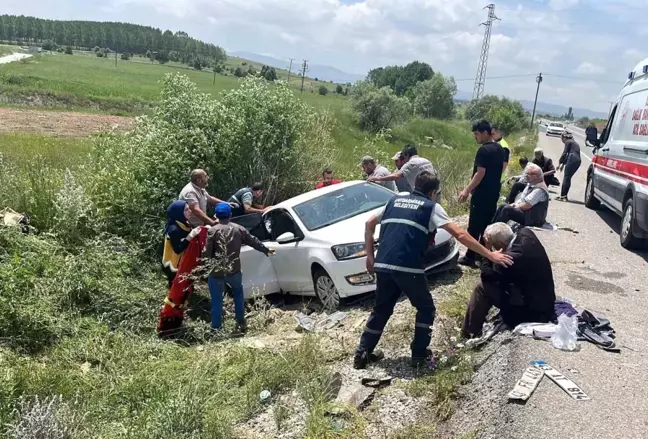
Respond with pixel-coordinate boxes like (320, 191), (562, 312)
(493, 128), (648, 439)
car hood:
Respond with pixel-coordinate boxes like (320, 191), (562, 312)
(307, 207), (453, 245)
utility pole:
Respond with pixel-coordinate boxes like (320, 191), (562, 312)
(287, 58), (294, 83)
(472, 4), (500, 100)
(530, 73), (543, 129)
(300, 59), (308, 93)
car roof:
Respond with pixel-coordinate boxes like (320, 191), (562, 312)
(271, 180), (370, 210)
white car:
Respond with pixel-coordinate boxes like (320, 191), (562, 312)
(237, 181), (459, 309)
(546, 122), (565, 136)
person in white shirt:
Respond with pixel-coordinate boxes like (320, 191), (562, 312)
(368, 144), (434, 191)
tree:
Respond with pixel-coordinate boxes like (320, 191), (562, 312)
(247, 66), (257, 76)
(336, 84), (343, 94)
(64, 46), (73, 55)
(466, 95), (528, 133)
(260, 65), (277, 81)
(367, 61), (434, 96)
(234, 66), (246, 78)
(412, 74), (457, 119)
(156, 50), (169, 64)
(42, 40), (56, 51)
(318, 86), (328, 96)
(350, 81), (411, 132)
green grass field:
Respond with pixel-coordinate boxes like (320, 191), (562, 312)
(0, 52), (348, 115)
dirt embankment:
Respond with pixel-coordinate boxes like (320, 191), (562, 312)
(0, 108), (134, 137)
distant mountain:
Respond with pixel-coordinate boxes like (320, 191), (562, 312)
(230, 51), (365, 84)
(455, 89), (608, 119)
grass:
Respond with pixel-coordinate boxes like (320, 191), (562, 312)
(0, 133), (92, 168)
(0, 52), (348, 115)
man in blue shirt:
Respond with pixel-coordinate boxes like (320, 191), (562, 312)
(354, 171), (513, 369)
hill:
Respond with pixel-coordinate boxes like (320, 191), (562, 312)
(231, 51), (365, 84)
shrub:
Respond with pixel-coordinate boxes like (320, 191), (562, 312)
(120, 52), (130, 61)
(87, 74), (336, 247)
(412, 74), (457, 119)
(318, 86), (328, 96)
(335, 84), (343, 94)
(233, 66), (246, 78)
(64, 46), (73, 55)
(350, 81), (411, 132)
(96, 52), (104, 58)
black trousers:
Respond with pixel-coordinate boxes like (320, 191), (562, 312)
(506, 182), (527, 204)
(561, 160), (581, 197)
(465, 193), (499, 261)
(357, 271), (436, 358)
(493, 204), (526, 226)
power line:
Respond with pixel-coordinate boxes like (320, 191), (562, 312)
(472, 4), (500, 100)
(543, 73), (622, 84)
(456, 73), (537, 82)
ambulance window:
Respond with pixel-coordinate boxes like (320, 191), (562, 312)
(599, 104), (617, 145)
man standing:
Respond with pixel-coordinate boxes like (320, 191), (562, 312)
(354, 171), (513, 369)
(458, 120), (505, 267)
(493, 164), (550, 227)
(315, 168), (342, 189)
(462, 222), (556, 339)
(585, 122), (598, 147)
(179, 169), (228, 227)
(361, 156), (397, 192)
(228, 183), (270, 217)
(368, 144), (434, 191)
(392, 152), (411, 193)
(204, 203), (275, 332)
(492, 125), (510, 178)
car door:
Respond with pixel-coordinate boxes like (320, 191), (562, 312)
(264, 209), (314, 294)
(593, 102), (625, 212)
(237, 214), (281, 299)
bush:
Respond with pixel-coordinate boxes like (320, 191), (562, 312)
(335, 84), (343, 94)
(350, 81), (411, 132)
(233, 67), (246, 78)
(42, 41), (57, 51)
(412, 74), (457, 119)
(87, 74), (336, 247)
(64, 46), (73, 55)
(465, 95), (528, 133)
(120, 52), (130, 61)
(318, 86), (328, 96)
(96, 51), (105, 58)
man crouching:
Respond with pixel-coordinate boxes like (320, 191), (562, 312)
(462, 222), (556, 339)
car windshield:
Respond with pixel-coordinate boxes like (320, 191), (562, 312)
(293, 183), (394, 231)
(550, 123), (563, 127)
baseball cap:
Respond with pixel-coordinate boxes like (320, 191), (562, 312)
(534, 147), (543, 153)
(391, 152), (402, 160)
(215, 202), (232, 219)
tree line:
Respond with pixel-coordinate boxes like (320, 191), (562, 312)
(0, 15), (226, 68)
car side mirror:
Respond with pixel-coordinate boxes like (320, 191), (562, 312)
(276, 232), (296, 244)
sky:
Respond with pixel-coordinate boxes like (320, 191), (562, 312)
(2, 0), (646, 112)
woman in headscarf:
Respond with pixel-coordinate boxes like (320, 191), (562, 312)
(162, 200), (201, 286)
(557, 132), (582, 201)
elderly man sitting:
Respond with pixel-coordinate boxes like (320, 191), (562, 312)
(462, 222), (556, 339)
(493, 163), (549, 227)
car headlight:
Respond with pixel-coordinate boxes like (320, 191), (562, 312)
(331, 243), (367, 260)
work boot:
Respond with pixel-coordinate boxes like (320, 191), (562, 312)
(233, 320), (248, 336)
(353, 349), (384, 370)
(457, 255), (477, 268)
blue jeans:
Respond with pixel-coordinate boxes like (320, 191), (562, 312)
(208, 272), (245, 329)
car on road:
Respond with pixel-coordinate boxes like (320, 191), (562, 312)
(585, 56), (648, 249)
(236, 181), (459, 309)
(546, 122), (565, 136)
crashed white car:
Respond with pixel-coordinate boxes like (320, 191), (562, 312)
(237, 181), (459, 309)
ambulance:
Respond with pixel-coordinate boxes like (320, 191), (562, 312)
(585, 57), (648, 249)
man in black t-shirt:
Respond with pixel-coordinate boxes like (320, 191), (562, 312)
(458, 120), (505, 266)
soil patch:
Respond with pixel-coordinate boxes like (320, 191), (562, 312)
(0, 107), (133, 137)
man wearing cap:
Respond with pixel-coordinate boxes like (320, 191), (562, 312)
(368, 144), (434, 191)
(361, 156), (397, 192)
(203, 202), (275, 332)
(392, 152), (411, 193)
(532, 147), (560, 187)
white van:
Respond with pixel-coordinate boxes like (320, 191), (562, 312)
(585, 57), (648, 248)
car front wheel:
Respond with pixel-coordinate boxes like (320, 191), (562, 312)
(621, 198), (643, 249)
(584, 174), (600, 210)
(313, 269), (341, 311)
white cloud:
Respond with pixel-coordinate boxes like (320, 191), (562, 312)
(575, 62), (606, 75)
